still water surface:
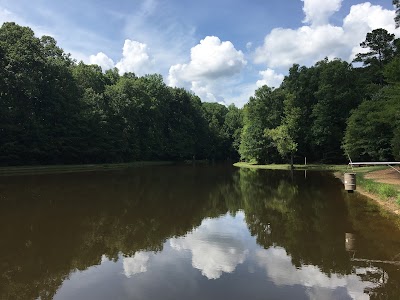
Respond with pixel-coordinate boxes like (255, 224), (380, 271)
(1, 165), (400, 299)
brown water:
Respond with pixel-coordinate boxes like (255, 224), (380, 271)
(1, 164), (400, 300)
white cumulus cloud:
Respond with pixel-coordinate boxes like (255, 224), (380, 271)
(256, 68), (284, 88)
(115, 39), (154, 76)
(169, 36), (246, 83)
(87, 40), (154, 75)
(302, 0), (343, 26)
(255, 2), (400, 69)
(168, 36), (247, 104)
(344, 2), (400, 60)
(89, 52), (115, 71)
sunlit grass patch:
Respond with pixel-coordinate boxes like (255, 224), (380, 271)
(357, 173), (398, 201)
(378, 184), (398, 199)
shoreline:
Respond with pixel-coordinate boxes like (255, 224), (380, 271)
(235, 162), (400, 216)
(233, 162), (347, 171)
(2, 161), (400, 216)
(0, 161), (174, 176)
(355, 185), (400, 216)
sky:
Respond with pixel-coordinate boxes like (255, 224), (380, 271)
(0, 0), (399, 107)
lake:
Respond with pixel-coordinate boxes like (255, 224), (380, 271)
(1, 164), (400, 299)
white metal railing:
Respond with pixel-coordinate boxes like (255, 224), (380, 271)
(348, 162), (400, 174)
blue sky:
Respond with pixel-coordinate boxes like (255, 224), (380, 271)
(0, 0), (398, 107)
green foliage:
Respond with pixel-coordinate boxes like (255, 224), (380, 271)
(311, 59), (361, 162)
(343, 85), (400, 161)
(357, 173), (398, 200)
(265, 125), (297, 159)
(72, 62), (107, 94)
(239, 86), (284, 163)
(2, 22), (400, 167)
(392, 121), (400, 160)
(353, 28), (398, 86)
(384, 56), (400, 83)
(0, 22), (241, 166)
(0, 22), (83, 165)
(265, 93), (300, 166)
(395, 0), (400, 28)
(201, 102), (230, 160)
(353, 28), (396, 67)
(223, 104), (244, 156)
(279, 59), (363, 163)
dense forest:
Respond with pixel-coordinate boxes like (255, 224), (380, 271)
(240, 27), (400, 164)
(0, 21), (400, 166)
(0, 22), (242, 166)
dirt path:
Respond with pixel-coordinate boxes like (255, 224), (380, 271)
(365, 168), (400, 186)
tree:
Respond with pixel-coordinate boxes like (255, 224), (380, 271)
(281, 64), (320, 161)
(384, 56), (400, 83)
(353, 28), (397, 85)
(0, 22), (242, 166)
(392, 124), (400, 160)
(265, 93), (300, 168)
(311, 59), (361, 162)
(343, 85), (400, 161)
(239, 86), (285, 164)
(394, 0), (400, 28)
(72, 62), (106, 94)
(37, 35), (82, 164)
(202, 102), (230, 160)
(163, 88), (199, 159)
(266, 125), (297, 167)
(223, 105), (243, 159)
(354, 28), (396, 67)
(0, 23), (49, 164)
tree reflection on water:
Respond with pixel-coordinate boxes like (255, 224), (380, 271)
(0, 165), (400, 299)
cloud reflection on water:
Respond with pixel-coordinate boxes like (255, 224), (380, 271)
(123, 252), (151, 278)
(118, 212), (384, 299)
(170, 212), (250, 279)
(256, 247), (380, 300)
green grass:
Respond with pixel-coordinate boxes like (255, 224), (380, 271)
(356, 172), (400, 203)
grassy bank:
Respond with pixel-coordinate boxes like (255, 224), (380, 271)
(335, 166), (400, 208)
(356, 172), (400, 205)
(234, 162), (400, 213)
(0, 161), (174, 176)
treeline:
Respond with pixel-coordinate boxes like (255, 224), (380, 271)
(240, 28), (400, 164)
(2, 21), (400, 166)
(0, 22), (243, 166)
